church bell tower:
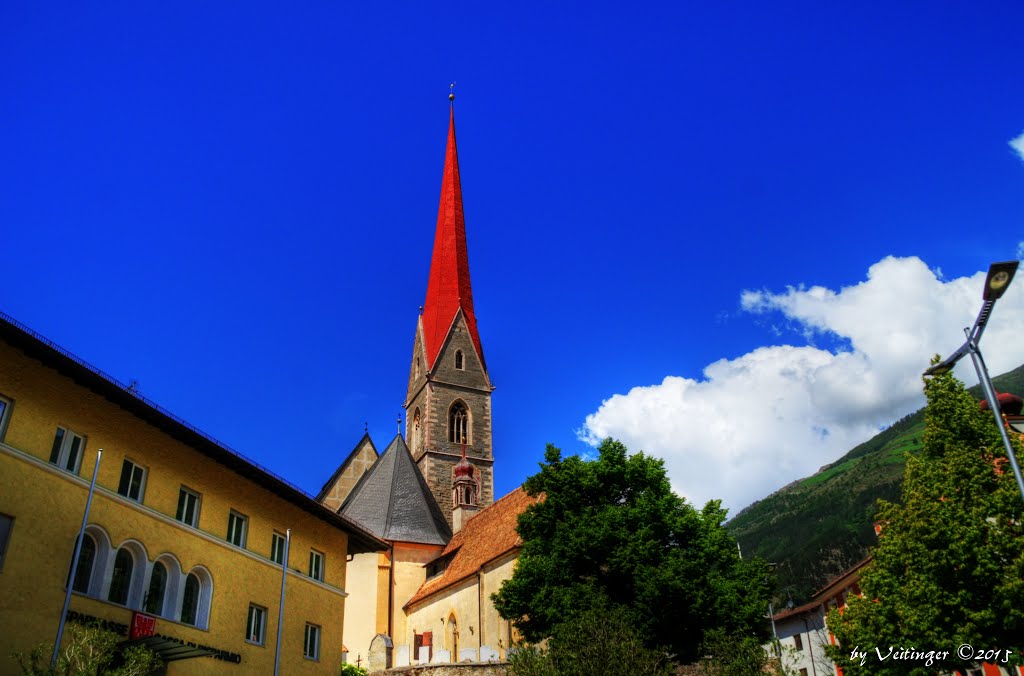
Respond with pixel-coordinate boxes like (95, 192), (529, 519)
(405, 96), (495, 523)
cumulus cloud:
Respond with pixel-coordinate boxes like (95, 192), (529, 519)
(580, 256), (1024, 513)
(1012, 131), (1024, 162)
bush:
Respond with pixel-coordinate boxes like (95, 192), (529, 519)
(12, 623), (161, 676)
(341, 662), (369, 676)
(507, 606), (670, 676)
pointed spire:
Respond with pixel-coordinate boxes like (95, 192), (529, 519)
(421, 99), (485, 370)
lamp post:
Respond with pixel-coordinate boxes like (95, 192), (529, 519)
(923, 260), (1024, 503)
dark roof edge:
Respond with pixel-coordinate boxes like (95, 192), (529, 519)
(0, 310), (388, 554)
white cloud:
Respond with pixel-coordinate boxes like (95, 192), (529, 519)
(1011, 131), (1024, 163)
(580, 256), (1024, 513)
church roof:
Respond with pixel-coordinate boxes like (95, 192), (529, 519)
(339, 433), (453, 546)
(405, 487), (540, 609)
(421, 104), (485, 371)
(314, 432), (378, 502)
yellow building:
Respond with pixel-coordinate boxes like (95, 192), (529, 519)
(0, 312), (387, 674)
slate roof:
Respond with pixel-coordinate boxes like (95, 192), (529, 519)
(339, 434), (453, 546)
(315, 432), (378, 502)
(405, 487), (540, 608)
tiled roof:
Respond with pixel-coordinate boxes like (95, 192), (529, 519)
(421, 104), (484, 371)
(405, 487), (539, 608)
(339, 434), (452, 546)
(772, 556), (872, 621)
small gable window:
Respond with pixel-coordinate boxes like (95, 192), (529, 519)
(449, 402), (469, 444)
(454, 350), (464, 370)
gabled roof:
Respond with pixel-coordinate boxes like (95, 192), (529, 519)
(405, 487), (540, 608)
(772, 555), (871, 621)
(421, 104), (484, 371)
(0, 310), (388, 555)
(315, 432), (378, 502)
(340, 434), (452, 546)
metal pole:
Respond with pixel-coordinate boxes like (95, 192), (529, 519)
(965, 335), (1024, 502)
(273, 528), (291, 676)
(52, 448), (103, 667)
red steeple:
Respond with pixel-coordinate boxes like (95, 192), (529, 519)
(421, 102), (484, 370)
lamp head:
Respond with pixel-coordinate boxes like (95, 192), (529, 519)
(983, 261), (1019, 301)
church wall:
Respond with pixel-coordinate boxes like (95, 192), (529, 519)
(403, 550), (520, 663)
(343, 550), (381, 666)
(405, 577), (479, 662)
(392, 542), (445, 651)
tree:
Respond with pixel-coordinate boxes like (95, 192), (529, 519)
(492, 439), (772, 665)
(827, 366), (1024, 674)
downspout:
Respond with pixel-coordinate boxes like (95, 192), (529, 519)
(388, 545), (395, 639)
(477, 570), (484, 653)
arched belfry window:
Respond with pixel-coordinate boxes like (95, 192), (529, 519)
(412, 408), (422, 454)
(448, 402), (469, 444)
(454, 350), (464, 370)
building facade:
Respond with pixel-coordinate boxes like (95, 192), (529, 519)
(0, 314), (386, 674)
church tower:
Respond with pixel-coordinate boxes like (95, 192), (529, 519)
(405, 97), (495, 523)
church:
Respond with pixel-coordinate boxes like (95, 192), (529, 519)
(315, 96), (534, 668)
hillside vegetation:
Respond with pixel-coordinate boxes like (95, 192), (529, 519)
(726, 362), (1024, 604)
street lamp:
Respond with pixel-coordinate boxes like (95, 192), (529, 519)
(924, 260), (1024, 503)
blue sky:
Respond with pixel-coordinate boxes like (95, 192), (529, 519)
(3, 2), (1023, 513)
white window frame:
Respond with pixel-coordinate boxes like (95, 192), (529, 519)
(49, 426), (85, 474)
(227, 511), (248, 548)
(176, 487), (201, 527)
(303, 623), (321, 661)
(0, 394), (12, 442)
(246, 604), (267, 645)
(309, 549), (324, 582)
(117, 458), (147, 503)
(271, 532), (286, 565)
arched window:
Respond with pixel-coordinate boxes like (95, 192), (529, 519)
(411, 408), (422, 455)
(180, 567), (213, 629)
(68, 534), (96, 594)
(447, 613), (458, 662)
(448, 402), (468, 444)
(181, 573), (200, 626)
(108, 548), (134, 605)
(454, 350), (464, 370)
(144, 561), (167, 615)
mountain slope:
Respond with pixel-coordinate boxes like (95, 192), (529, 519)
(727, 362), (1024, 603)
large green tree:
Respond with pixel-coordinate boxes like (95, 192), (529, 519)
(828, 366), (1024, 675)
(492, 439), (771, 664)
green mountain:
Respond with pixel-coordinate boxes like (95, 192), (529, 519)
(726, 362), (1024, 604)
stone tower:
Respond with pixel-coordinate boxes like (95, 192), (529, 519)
(405, 100), (495, 524)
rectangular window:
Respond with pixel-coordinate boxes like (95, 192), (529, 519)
(176, 487), (201, 527)
(49, 426), (85, 474)
(117, 459), (146, 502)
(246, 604), (266, 645)
(271, 532), (287, 565)
(303, 623), (320, 660)
(0, 394), (12, 441)
(309, 549), (324, 582)
(793, 633), (803, 651)
(0, 513), (13, 570)
(227, 511), (248, 548)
